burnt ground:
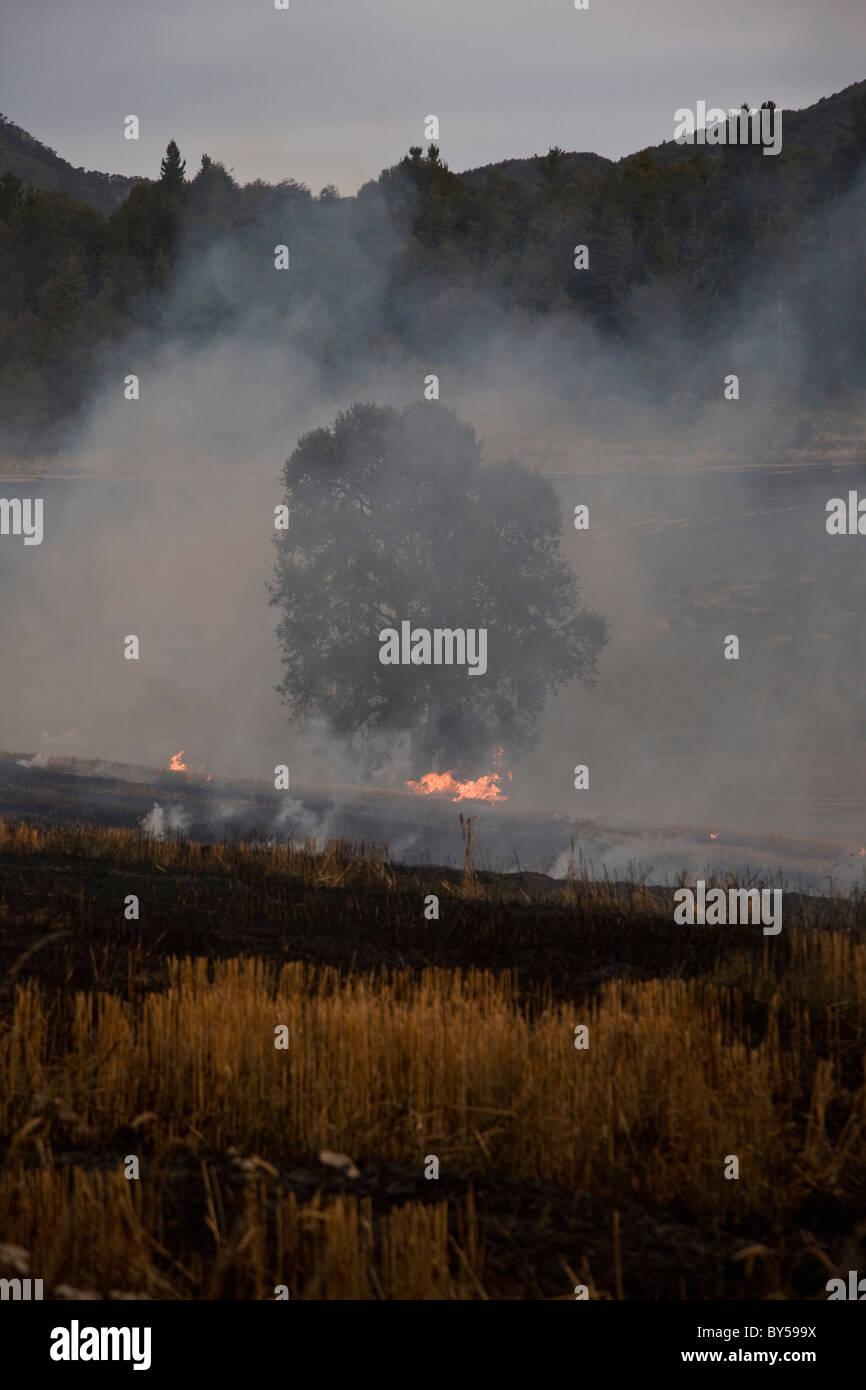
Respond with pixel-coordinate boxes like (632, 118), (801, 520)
(2, 825), (865, 1300)
(2, 752), (865, 1298)
(1, 749), (860, 889)
(11, 1149), (854, 1301)
(0, 837), (856, 1013)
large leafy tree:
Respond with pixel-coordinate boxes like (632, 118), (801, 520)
(270, 401), (607, 776)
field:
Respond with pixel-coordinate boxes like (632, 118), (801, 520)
(0, 818), (865, 1300)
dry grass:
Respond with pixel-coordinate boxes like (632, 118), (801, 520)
(0, 1167), (485, 1299)
(2, 817), (865, 1298)
(3, 940), (865, 1221)
(0, 818), (397, 890)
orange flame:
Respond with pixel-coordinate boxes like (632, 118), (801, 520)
(492, 746), (513, 782)
(169, 749), (213, 781)
(709, 832), (718, 840)
(407, 769), (508, 803)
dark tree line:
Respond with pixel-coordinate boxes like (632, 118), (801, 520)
(1, 91), (866, 454)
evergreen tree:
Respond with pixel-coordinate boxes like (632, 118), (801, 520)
(159, 140), (186, 192)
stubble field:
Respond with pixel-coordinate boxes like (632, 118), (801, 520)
(1, 819), (865, 1299)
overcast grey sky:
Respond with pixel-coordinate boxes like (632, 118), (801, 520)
(2, 0), (865, 194)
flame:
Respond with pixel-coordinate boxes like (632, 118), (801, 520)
(493, 746), (513, 781)
(169, 749), (213, 781)
(407, 769), (508, 803)
(859, 848), (865, 858)
(709, 832), (719, 840)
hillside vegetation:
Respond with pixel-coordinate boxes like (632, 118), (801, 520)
(2, 83), (866, 456)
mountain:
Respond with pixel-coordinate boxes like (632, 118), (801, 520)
(457, 79), (866, 184)
(2, 78), (866, 459)
(4, 77), (866, 212)
(0, 114), (140, 214)
(461, 150), (612, 188)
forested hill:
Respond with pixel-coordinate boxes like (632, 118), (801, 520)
(0, 114), (140, 214)
(1, 80), (865, 458)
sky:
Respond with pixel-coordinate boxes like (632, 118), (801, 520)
(1, 0), (865, 195)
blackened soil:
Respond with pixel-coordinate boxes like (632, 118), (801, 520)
(0, 849), (856, 1013)
(2, 819), (864, 1301)
(5, 1150), (858, 1300)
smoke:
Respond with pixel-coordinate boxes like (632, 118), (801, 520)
(8, 748), (862, 892)
(272, 796), (340, 843)
(135, 788), (342, 847)
(140, 801), (189, 840)
(17, 730), (77, 769)
(2, 142), (866, 851)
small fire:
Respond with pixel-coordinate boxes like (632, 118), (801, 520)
(169, 750), (212, 781)
(407, 769), (508, 803)
(709, 832), (719, 840)
(859, 848), (865, 858)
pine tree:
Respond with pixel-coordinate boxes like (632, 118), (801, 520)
(159, 140), (186, 192)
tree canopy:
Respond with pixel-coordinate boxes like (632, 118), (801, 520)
(270, 401), (607, 776)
